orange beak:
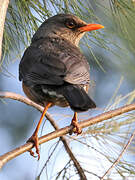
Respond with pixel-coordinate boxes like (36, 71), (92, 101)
(79, 24), (104, 32)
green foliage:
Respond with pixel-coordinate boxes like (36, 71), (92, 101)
(110, 0), (135, 52)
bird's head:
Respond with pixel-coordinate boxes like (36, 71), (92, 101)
(32, 14), (104, 46)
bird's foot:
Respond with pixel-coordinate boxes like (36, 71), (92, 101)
(71, 119), (82, 135)
(70, 112), (82, 135)
(27, 134), (40, 160)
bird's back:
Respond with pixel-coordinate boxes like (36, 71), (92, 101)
(19, 36), (96, 110)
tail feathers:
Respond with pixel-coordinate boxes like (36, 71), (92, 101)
(62, 85), (96, 112)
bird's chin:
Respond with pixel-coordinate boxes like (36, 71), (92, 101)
(74, 32), (85, 46)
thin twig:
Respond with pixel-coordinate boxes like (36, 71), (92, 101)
(100, 129), (135, 180)
(0, 91), (87, 179)
(0, 91), (135, 170)
(38, 140), (60, 178)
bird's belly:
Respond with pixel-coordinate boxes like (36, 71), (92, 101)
(42, 89), (69, 107)
(22, 83), (68, 107)
(22, 83), (89, 108)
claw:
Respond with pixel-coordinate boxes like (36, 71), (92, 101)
(70, 112), (82, 135)
(27, 134), (40, 160)
(71, 119), (82, 134)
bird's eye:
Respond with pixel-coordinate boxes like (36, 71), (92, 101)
(65, 19), (76, 29)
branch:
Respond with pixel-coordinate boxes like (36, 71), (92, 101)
(0, 0), (10, 60)
(101, 129), (135, 180)
(0, 91), (87, 179)
(0, 91), (135, 171)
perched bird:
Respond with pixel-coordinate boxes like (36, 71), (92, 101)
(19, 14), (104, 159)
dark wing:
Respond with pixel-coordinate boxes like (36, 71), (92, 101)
(19, 42), (90, 87)
(19, 45), (67, 87)
(63, 56), (90, 85)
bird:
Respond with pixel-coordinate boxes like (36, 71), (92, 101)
(19, 14), (104, 159)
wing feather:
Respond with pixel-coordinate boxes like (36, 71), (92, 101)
(19, 38), (90, 87)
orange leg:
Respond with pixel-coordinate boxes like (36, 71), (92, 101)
(71, 112), (82, 135)
(27, 102), (52, 160)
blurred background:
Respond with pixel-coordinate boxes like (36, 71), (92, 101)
(0, 0), (135, 179)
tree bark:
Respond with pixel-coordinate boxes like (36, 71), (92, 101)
(0, 0), (9, 60)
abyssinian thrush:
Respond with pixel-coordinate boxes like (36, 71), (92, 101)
(19, 14), (104, 159)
